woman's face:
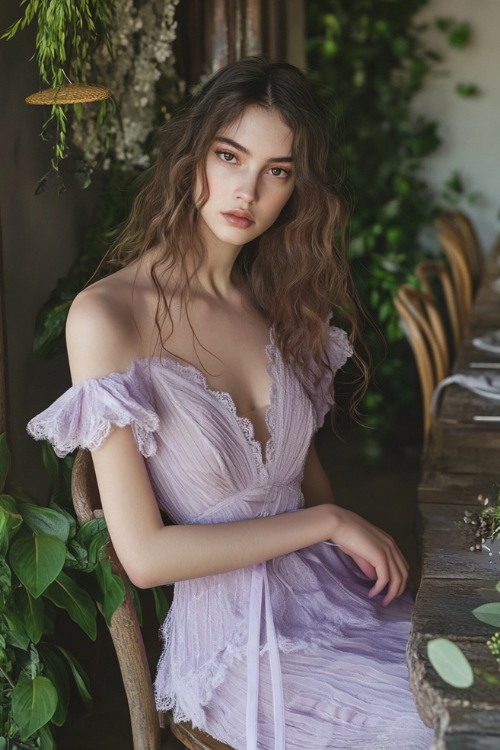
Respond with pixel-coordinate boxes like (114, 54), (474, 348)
(196, 105), (296, 252)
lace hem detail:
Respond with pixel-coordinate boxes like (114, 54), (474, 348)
(154, 631), (313, 723)
(310, 325), (353, 429)
(27, 368), (160, 458)
(28, 410), (159, 458)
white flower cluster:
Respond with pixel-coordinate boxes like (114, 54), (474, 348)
(71, 0), (183, 170)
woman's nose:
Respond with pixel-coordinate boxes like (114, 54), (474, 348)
(235, 172), (258, 204)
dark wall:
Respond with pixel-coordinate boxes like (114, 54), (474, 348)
(0, 1), (99, 492)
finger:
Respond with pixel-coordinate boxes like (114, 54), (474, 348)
(387, 550), (410, 604)
(350, 553), (377, 580)
(381, 571), (404, 607)
(367, 566), (390, 600)
(393, 550), (409, 596)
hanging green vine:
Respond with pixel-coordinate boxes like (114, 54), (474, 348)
(2, 0), (116, 190)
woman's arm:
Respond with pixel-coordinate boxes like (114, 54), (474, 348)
(91, 426), (341, 587)
(90, 427), (407, 606)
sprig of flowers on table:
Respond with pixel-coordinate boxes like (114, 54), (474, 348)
(461, 490), (500, 554)
(427, 487), (500, 688)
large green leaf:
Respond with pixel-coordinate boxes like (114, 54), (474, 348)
(34, 300), (72, 360)
(427, 638), (474, 688)
(18, 502), (71, 543)
(54, 645), (93, 709)
(95, 558), (126, 626)
(76, 517), (109, 555)
(0, 494), (23, 555)
(0, 556), (11, 590)
(42, 442), (60, 495)
(10, 534), (66, 598)
(0, 433), (10, 493)
(44, 571), (97, 640)
(472, 602), (500, 628)
(4, 604), (30, 650)
(65, 538), (88, 570)
(38, 645), (70, 727)
(50, 501), (77, 539)
(11, 675), (58, 741)
(38, 722), (56, 750)
(6, 478), (34, 502)
(152, 585), (170, 625)
(13, 587), (45, 644)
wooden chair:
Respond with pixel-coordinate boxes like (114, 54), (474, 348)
(71, 448), (235, 750)
(435, 212), (473, 336)
(453, 210), (483, 293)
(394, 285), (449, 449)
(414, 259), (461, 357)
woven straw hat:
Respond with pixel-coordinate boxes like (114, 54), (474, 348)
(26, 83), (112, 105)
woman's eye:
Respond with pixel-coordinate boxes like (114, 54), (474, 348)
(216, 150), (236, 163)
(269, 167), (290, 178)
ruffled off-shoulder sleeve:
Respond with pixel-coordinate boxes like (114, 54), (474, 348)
(27, 365), (160, 458)
(309, 325), (352, 430)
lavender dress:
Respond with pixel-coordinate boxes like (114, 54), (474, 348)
(28, 326), (433, 750)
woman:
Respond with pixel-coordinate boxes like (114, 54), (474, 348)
(28, 58), (433, 749)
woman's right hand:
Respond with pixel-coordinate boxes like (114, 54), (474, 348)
(330, 506), (409, 607)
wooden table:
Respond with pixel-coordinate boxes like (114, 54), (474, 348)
(409, 241), (500, 749)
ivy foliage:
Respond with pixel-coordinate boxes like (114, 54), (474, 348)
(307, 0), (441, 341)
(306, 1), (446, 441)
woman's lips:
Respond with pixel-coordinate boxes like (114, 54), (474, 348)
(222, 211), (254, 229)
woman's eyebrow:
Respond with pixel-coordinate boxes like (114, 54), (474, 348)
(214, 136), (293, 163)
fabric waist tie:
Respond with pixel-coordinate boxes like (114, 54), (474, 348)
(246, 561), (285, 750)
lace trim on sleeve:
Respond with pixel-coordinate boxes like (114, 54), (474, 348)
(27, 366), (160, 458)
(310, 326), (352, 430)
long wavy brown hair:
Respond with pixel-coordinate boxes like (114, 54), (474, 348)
(108, 56), (368, 414)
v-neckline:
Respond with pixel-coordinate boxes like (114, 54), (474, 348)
(141, 340), (277, 473)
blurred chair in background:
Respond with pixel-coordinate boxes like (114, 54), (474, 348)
(414, 259), (461, 359)
(435, 212), (473, 337)
(394, 284), (450, 450)
(453, 210), (483, 293)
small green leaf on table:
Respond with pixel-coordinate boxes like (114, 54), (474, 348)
(427, 637), (474, 688)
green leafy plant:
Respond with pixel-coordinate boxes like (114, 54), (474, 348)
(441, 170), (485, 208)
(0, 433), (169, 747)
(456, 82), (480, 98)
(435, 18), (472, 49)
(306, 2), (479, 447)
(306, 0), (442, 443)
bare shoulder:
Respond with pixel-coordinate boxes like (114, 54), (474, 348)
(66, 267), (140, 384)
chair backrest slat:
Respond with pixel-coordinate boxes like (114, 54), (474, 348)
(435, 213), (473, 335)
(415, 260), (461, 357)
(394, 285), (450, 449)
(453, 210), (483, 291)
